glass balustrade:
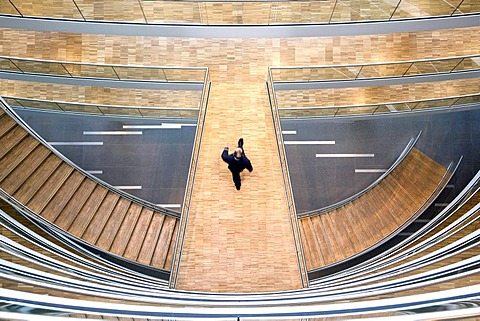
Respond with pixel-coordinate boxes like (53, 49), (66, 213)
(274, 93), (480, 118)
(0, 57), (207, 83)
(270, 55), (480, 83)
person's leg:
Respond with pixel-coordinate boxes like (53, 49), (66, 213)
(232, 171), (241, 190)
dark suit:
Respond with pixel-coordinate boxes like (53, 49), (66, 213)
(221, 148), (253, 190)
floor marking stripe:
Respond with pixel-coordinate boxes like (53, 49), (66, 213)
(282, 130), (297, 135)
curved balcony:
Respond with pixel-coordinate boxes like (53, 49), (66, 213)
(0, 0), (478, 25)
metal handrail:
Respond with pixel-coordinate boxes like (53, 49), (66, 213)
(4, 95), (199, 118)
(0, 55), (207, 82)
(2, 179), (479, 303)
(278, 92), (480, 111)
(0, 55), (207, 70)
(3, 96), (198, 111)
(169, 69), (211, 288)
(1, 264), (479, 317)
(0, 188), (172, 286)
(299, 132), (421, 218)
(270, 54), (480, 72)
(0, 97), (181, 218)
(267, 69), (309, 288)
(0, 202), (171, 289)
(2, 186), (480, 318)
(277, 92), (480, 119)
(1, 175), (478, 300)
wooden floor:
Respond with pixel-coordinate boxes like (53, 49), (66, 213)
(174, 80), (303, 293)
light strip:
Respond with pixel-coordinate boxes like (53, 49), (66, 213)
(48, 142), (103, 146)
(285, 141), (335, 145)
(83, 131), (142, 135)
(355, 169), (387, 173)
(123, 124), (183, 129)
(85, 170), (103, 175)
(316, 153), (374, 158)
(156, 204), (182, 208)
(113, 186), (142, 190)
(282, 130), (297, 135)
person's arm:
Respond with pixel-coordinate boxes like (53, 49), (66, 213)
(245, 157), (253, 172)
(221, 146), (230, 163)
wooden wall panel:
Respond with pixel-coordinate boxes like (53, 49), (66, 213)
(0, 79), (201, 108)
(275, 78), (480, 108)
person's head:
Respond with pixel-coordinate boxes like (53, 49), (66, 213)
(234, 148), (243, 159)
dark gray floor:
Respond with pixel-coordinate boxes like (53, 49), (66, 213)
(281, 106), (480, 213)
(15, 109), (196, 208)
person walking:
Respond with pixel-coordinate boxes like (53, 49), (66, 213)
(221, 138), (253, 190)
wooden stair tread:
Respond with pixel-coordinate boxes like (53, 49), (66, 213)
(0, 116), (17, 138)
(12, 154), (63, 204)
(163, 220), (179, 271)
(40, 171), (85, 222)
(26, 163), (75, 213)
(310, 215), (339, 265)
(299, 218), (323, 269)
(81, 192), (120, 243)
(53, 179), (97, 230)
(109, 203), (143, 255)
(137, 213), (166, 266)
(319, 213), (353, 265)
(341, 202), (377, 244)
(0, 136), (40, 181)
(0, 145), (51, 195)
(67, 185), (109, 236)
(95, 198), (132, 250)
(123, 208), (155, 261)
(330, 208), (359, 257)
(0, 125), (29, 159)
(148, 215), (176, 269)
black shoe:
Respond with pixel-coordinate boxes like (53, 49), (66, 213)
(238, 138), (244, 148)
